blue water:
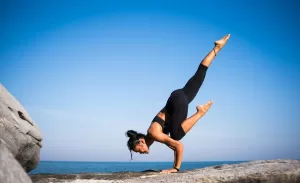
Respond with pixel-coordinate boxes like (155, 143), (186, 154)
(29, 161), (247, 174)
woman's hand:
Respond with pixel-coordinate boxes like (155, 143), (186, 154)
(160, 168), (178, 173)
(150, 132), (184, 173)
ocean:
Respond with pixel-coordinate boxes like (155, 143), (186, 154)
(29, 161), (247, 174)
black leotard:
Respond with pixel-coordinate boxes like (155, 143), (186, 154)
(152, 63), (208, 140)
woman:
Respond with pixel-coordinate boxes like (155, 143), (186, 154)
(125, 34), (231, 173)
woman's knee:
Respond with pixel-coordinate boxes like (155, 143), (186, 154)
(170, 127), (186, 141)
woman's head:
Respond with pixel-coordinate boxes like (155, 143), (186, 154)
(126, 130), (149, 159)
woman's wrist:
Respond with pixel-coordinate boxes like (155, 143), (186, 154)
(173, 166), (180, 172)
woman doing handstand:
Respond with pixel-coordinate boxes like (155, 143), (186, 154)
(125, 34), (231, 173)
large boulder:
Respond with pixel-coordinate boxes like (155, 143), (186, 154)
(0, 83), (42, 172)
(0, 140), (33, 183)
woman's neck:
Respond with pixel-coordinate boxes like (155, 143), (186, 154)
(145, 135), (154, 148)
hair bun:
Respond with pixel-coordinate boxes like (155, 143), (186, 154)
(126, 130), (138, 138)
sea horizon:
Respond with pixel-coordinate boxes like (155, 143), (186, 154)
(35, 159), (300, 163)
(29, 160), (250, 175)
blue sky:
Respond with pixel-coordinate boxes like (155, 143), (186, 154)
(1, 0), (299, 162)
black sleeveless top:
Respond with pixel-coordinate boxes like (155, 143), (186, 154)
(152, 116), (170, 135)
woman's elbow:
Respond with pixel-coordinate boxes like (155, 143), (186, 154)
(175, 141), (183, 151)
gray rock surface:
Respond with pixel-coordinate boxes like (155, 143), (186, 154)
(0, 140), (33, 183)
(30, 159), (300, 183)
(127, 159), (300, 183)
(0, 83), (42, 172)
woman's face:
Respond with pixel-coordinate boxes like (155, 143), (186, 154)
(133, 138), (149, 154)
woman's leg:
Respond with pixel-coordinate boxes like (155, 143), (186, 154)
(165, 90), (189, 141)
(182, 34), (231, 103)
(182, 63), (207, 103)
(166, 34), (230, 140)
(181, 100), (213, 134)
(179, 34), (231, 135)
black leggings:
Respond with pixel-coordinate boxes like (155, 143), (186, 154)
(164, 63), (208, 140)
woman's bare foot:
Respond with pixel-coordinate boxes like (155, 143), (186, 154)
(196, 100), (213, 116)
(214, 34), (230, 49)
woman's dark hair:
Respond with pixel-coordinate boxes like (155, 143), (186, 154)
(126, 130), (146, 160)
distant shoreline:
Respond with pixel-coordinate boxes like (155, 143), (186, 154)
(29, 160), (248, 175)
(30, 159), (300, 183)
(39, 159), (300, 163)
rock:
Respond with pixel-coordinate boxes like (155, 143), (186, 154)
(0, 83), (42, 172)
(0, 140), (33, 183)
(30, 159), (300, 183)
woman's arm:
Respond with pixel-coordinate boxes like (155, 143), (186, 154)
(166, 144), (177, 168)
(151, 132), (183, 172)
(173, 148), (177, 168)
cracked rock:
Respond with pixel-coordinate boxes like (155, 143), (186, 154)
(0, 83), (42, 172)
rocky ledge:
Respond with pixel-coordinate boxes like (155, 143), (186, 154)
(30, 159), (300, 183)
